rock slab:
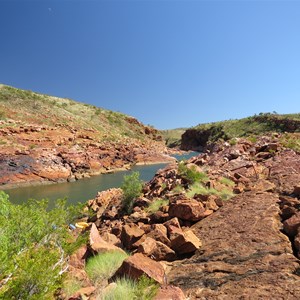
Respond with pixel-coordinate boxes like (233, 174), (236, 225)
(167, 192), (300, 299)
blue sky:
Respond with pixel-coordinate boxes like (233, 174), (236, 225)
(0, 0), (299, 129)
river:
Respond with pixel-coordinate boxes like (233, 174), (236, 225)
(5, 152), (199, 206)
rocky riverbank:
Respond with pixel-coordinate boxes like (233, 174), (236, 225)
(63, 133), (300, 299)
(0, 121), (174, 189)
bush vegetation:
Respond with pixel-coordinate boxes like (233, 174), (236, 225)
(121, 172), (143, 213)
(0, 191), (84, 299)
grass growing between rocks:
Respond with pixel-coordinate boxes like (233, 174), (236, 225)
(219, 177), (235, 187)
(280, 133), (300, 152)
(186, 182), (234, 200)
(146, 198), (169, 213)
(100, 276), (159, 300)
(86, 251), (128, 284)
(61, 276), (84, 299)
(178, 161), (208, 184)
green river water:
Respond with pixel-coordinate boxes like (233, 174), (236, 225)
(5, 152), (198, 206)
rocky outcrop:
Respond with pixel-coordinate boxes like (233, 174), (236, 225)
(180, 114), (300, 151)
(0, 122), (173, 188)
(113, 253), (166, 284)
(167, 192), (300, 298)
(65, 134), (300, 299)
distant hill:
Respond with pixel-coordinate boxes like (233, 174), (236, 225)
(0, 84), (160, 141)
(160, 128), (187, 147)
(178, 113), (300, 150)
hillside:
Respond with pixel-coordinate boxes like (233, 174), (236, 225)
(0, 84), (160, 140)
(0, 85), (172, 188)
(180, 113), (300, 150)
(160, 128), (187, 147)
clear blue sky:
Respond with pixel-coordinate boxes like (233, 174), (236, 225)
(0, 0), (299, 129)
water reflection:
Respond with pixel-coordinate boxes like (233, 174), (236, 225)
(5, 152), (199, 206)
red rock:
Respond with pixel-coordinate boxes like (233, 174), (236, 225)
(91, 240), (125, 254)
(68, 245), (88, 269)
(89, 222), (125, 254)
(171, 229), (202, 255)
(146, 224), (171, 247)
(89, 223), (102, 245)
(164, 217), (181, 233)
(280, 205), (298, 221)
(283, 211), (300, 236)
(101, 232), (121, 247)
(168, 225), (184, 242)
(126, 211), (149, 223)
(120, 224), (145, 249)
(131, 235), (147, 248)
(138, 237), (176, 261)
(151, 241), (176, 261)
(69, 286), (96, 299)
(152, 223), (168, 236)
(206, 197), (219, 211)
(252, 179), (276, 193)
(114, 253), (166, 284)
(293, 185), (300, 196)
(167, 192), (300, 298)
(150, 210), (170, 223)
(138, 237), (157, 255)
(169, 199), (206, 221)
(294, 228), (300, 257)
(154, 285), (186, 300)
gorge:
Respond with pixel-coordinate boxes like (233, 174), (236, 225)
(1, 84), (300, 299)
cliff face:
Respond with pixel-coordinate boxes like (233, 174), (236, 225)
(0, 85), (170, 188)
(181, 126), (227, 151)
(180, 114), (300, 151)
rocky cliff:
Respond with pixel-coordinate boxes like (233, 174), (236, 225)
(181, 113), (300, 151)
(0, 85), (171, 188)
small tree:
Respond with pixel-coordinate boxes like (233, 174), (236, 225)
(121, 171), (143, 214)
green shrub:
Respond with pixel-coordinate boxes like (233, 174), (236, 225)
(0, 192), (83, 299)
(146, 199), (169, 214)
(178, 162), (208, 184)
(86, 251), (128, 284)
(121, 172), (143, 213)
(101, 275), (159, 300)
